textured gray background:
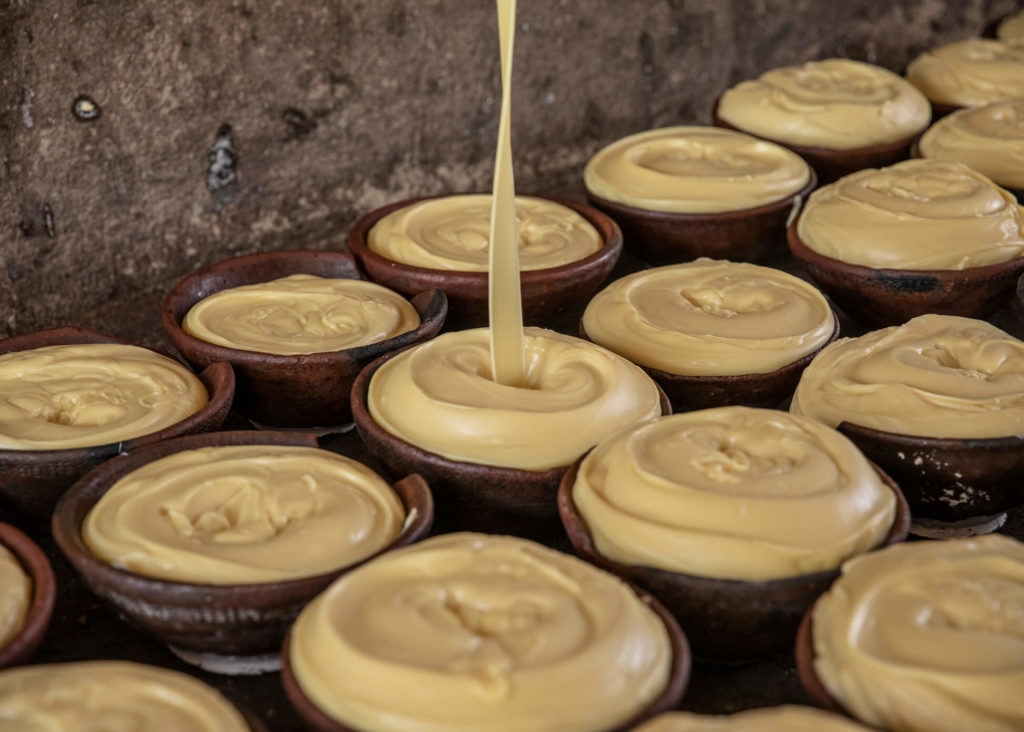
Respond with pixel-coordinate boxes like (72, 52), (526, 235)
(1, 0), (1020, 340)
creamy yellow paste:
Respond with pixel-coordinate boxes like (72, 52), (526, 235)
(997, 9), (1024, 42)
(918, 99), (1024, 189)
(366, 195), (602, 272)
(906, 39), (1024, 107)
(792, 314), (1024, 439)
(634, 706), (872, 731)
(0, 343), (208, 451)
(182, 274), (420, 355)
(290, 532), (672, 732)
(582, 260), (834, 376)
(583, 126), (811, 213)
(368, 327), (662, 471)
(0, 545), (29, 651)
(812, 536), (1024, 732)
(83, 445), (405, 584)
(717, 58), (931, 149)
(0, 661), (251, 731)
(796, 159), (1024, 270)
(573, 408), (894, 581)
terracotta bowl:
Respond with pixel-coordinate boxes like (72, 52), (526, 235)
(579, 315), (838, 413)
(585, 171), (815, 267)
(162, 249), (447, 428)
(787, 216), (1024, 328)
(558, 455), (910, 662)
(0, 523), (56, 669)
(52, 430), (434, 672)
(351, 348), (671, 541)
(837, 421), (1024, 523)
(347, 194), (623, 329)
(712, 97), (921, 183)
(279, 584), (691, 732)
(794, 603), (852, 716)
(0, 327), (234, 520)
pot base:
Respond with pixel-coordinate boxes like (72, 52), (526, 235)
(169, 646), (282, 676)
(910, 511), (1007, 539)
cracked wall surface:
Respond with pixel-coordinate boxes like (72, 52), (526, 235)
(1, 0), (1018, 338)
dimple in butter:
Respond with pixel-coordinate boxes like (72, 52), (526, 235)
(367, 327), (662, 471)
(796, 159), (1024, 270)
(583, 126), (811, 213)
(717, 58), (931, 149)
(289, 532), (672, 732)
(83, 445), (405, 584)
(812, 536), (1024, 732)
(366, 195), (602, 272)
(572, 408), (895, 581)
(0, 660), (251, 731)
(791, 314), (1024, 439)
(582, 259), (834, 376)
(0, 343), (208, 451)
(182, 274), (420, 355)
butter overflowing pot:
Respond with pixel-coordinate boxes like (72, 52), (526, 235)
(162, 249), (446, 429)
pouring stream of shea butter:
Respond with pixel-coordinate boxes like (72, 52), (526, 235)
(488, 0), (526, 386)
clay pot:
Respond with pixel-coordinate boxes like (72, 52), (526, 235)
(712, 97), (921, 183)
(347, 194), (623, 329)
(787, 217), (1024, 328)
(350, 348), (671, 540)
(794, 605), (848, 715)
(51, 430), (434, 670)
(0, 523), (56, 669)
(0, 327), (234, 519)
(837, 421), (1024, 522)
(586, 173), (815, 267)
(162, 249), (446, 428)
(558, 456), (911, 662)
(579, 316), (838, 412)
(279, 584), (691, 732)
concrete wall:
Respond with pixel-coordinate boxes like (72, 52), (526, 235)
(1, 0), (1018, 339)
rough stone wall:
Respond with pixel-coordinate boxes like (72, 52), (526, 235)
(1, 0), (1018, 339)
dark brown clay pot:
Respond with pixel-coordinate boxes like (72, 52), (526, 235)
(0, 327), (234, 520)
(52, 430), (434, 663)
(712, 97), (922, 183)
(837, 421), (1024, 522)
(162, 249), (447, 428)
(579, 315), (838, 413)
(350, 348), (671, 541)
(347, 194), (623, 329)
(794, 605), (849, 715)
(279, 584), (691, 732)
(0, 523), (56, 669)
(586, 173), (815, 267)
(558, 455), (910, 663)
(787, 218), (1024, 328)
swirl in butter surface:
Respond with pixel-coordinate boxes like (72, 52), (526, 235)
(368, 328), (661, 471)
(0, 661), (250, 731)
(573, 408), (894, 581)
(182, 274), (420, 355)
(83, 445), (405, 584)
(918, 99), (1024, 189)
(366, 195), (602, 271)
(0, 545), (29, 651)
(796, 159), (1024, 269)
(717, 58), (931, 149)
(812, 536), (1024, 732)
(997, 10), (1024, 42)
(290, 532), (671, 732)
(634, 706), (872, 731)
(791, 314), (1024, 439)
(583, 126), (810, 213)
(0, 343), (208, 451)
(907, 39), (1024, 107)
(582, 260), (834, 376)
